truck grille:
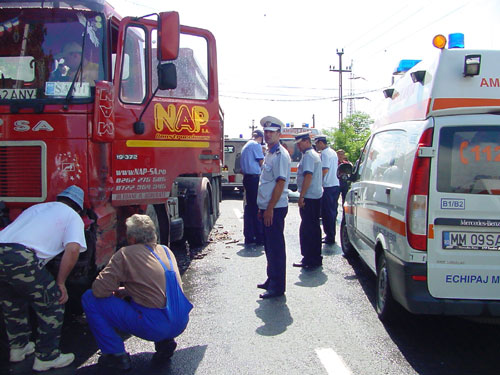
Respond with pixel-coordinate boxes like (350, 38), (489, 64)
(0, 142), (47, 202)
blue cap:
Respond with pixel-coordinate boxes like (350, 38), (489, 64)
(253, 129), (264, 138)
(57, 185), (84, 210)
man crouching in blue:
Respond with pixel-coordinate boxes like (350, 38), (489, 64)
(81, 214), (193, 370)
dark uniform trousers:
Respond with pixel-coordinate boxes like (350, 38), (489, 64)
(321, 186), (341, 243)
(299, 198), (323, 266)
(243, 174), (264, 244)
(262, 207), (288, 293)
(0, 243), (63, 361)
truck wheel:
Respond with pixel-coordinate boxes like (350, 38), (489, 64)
(146, 204), (170, 247)
(376, 253), (397, 321)
(340, 218), (357, 258)
(187, 191), (212, 247)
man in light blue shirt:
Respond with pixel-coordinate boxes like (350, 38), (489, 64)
(257, 116), (291, 299)
(240, 130), (265, 245)
(293, 132), (323, 269)
(315, 136), (341, 244)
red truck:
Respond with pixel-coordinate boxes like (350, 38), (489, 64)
(0, 0), (223, 283)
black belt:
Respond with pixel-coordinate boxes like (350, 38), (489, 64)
(244, 174), (260, 177)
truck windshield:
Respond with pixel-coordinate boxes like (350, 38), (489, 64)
(0, 8), (104, 102)
(437, 126), (500, 195)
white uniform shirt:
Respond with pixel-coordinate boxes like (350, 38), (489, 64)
(297, 148), (323, 199)
(257, 143), (291, 210)
(320, 147), (340, 187)
(0, 202), (87, 261)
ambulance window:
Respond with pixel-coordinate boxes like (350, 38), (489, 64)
(152, 31), (209, 100)
(120, 25), (146, 104)
(437, 126), (500, 195)
(360, 130), (407, 184)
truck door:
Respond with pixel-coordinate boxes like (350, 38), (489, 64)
(427, 115), (500, 300)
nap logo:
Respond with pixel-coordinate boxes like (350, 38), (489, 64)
(154, 103), (209, 134)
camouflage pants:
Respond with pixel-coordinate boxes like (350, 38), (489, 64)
(0, 243), (64, 361)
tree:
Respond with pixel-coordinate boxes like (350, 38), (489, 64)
(323, 112), (372, 162)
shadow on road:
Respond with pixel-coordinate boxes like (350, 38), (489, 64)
(345, 254), (500, 375)
(294, 267), (328, 288)
(255, 297), (293, 337)
(236, 243), (264, 258)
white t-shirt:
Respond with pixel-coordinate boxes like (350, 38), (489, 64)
(320, 147), (340, 187)
(0, 202), (87, 261)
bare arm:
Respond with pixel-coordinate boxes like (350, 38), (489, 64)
(56, 242), (81, 304)
(263, 179), (286, 227)
(322, 168), (328, 177)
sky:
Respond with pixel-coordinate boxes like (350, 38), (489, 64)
(107, 0), (500, 138)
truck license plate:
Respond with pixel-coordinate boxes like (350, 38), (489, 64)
(443, 231), (500, 250)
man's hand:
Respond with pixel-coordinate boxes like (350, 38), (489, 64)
(113, 286), (129, 299)
(57, 283), (68, 304)
(263, 208), (274, 227)
(298, 196), (306, 208)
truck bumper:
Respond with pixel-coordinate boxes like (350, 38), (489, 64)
(386, 251), (500, 316)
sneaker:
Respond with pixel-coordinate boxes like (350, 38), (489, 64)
(98, 353), (131, 371)
(10, 341), (35, 362)
(32, 353), (75, 372)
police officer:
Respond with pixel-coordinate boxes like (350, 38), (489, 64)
(315, 135), (340, 244)
(257, 116), (291, 299)
(240, 129), (265, 246)
(0, 185), (87, 372)
(293, 132), (324, 269)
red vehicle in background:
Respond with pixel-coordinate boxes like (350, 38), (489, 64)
(0, 0), (223, 283)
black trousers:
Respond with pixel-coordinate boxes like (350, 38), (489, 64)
(299, 198), (322, 266)
(262, 207), (288, 293)
(321, 186), (341, 243)
(243, 174), (264, 243)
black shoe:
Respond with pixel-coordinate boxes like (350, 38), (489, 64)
(255, 241), (265, 246)
(322, 237), (335, 244)
(257, 282), (269, 290)
(154, 338), (177, 361)
(259, 291), (284, 299)
(98, 353), (131, 371)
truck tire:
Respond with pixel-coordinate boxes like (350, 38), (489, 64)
(376, 253), (398, 321)
(187, 190), (212, 247)
(340, 218), (357, 258)
(146, 204), (170, 247)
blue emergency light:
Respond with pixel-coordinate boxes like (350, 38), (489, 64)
(449, 33), (464, 49)
(394, 59), (421, 75)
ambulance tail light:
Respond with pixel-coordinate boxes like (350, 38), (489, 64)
(407, 128), (433, 251)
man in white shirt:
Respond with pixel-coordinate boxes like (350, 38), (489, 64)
(0, 185), (87, 372)
(315, 136), (341, 244)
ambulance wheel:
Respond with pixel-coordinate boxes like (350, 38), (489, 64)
(187, 191), (212, 247)
(376, 253), (397, 321)
(340, 218), (357, 258)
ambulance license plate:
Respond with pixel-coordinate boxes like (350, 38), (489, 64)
(443, 231), (500, 250)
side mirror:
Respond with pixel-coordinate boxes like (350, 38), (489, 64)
(157, 63), (177, 90)
(158, 12), (180, 61)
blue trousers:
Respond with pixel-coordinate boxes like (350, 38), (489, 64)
(262, 207), (288, 293)
(321, 186), (341, 243)
(82, 290), (181, 354)
(243, 174), (264, 243)
(299, 198), (322, 266)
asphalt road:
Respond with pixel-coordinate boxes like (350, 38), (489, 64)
(3, 191), (500, 374)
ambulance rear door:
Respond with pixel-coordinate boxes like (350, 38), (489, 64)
(427, 114), (500, 300)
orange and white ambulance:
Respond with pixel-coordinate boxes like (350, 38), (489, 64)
(342, 34), (500, 320)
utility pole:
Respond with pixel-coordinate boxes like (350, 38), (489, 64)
(249, 119), (256, 136)
(329, 49), (351, 126)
